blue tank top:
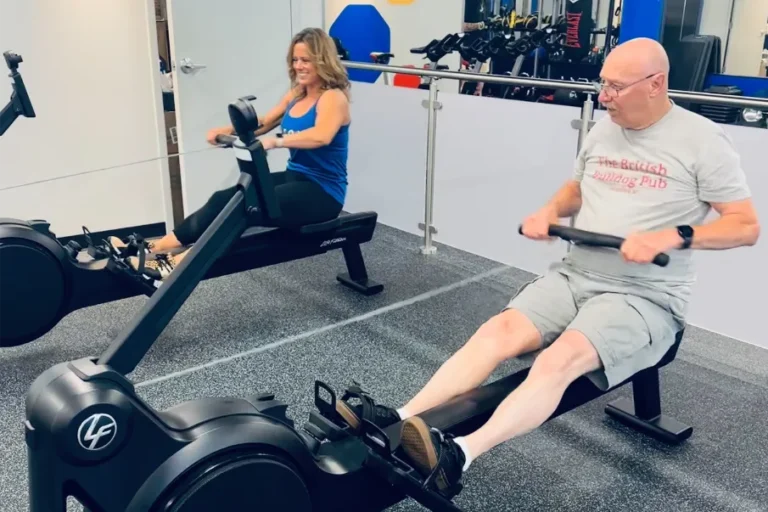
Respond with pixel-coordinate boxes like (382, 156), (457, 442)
(281, 94), (349, 205)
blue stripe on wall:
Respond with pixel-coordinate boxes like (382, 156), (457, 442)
(704, 74), (768, 97)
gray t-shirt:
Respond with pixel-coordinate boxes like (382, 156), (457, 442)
(566, 103), (751, 294)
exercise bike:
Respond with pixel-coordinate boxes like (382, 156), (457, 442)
(25, 98), (693, 512)
(0, 56), (382, 348)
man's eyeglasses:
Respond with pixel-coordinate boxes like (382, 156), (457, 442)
(595, 73), (660, 99)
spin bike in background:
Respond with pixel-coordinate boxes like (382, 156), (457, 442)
(370, 52), (395, 85)
(409, 34), (458, 89)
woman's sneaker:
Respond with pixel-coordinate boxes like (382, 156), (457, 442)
(335, 382), (401, 432)
(126, 252), (180, 281)
(107, 235), (154, 259)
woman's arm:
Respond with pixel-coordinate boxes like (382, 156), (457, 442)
(274, 89), (349, 149)
(206, 89), (296, 144)
(253, 89), (296, 136)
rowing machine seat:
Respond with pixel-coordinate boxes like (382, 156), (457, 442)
(294, 212), (375, 235)
(296, 217), (342, 235)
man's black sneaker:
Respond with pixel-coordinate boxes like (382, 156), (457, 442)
(335, 381), (401, 432)
(400, 416), (465, 497)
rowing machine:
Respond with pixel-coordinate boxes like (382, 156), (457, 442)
(25, 110), (692, 512)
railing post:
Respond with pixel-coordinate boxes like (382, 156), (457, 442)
(577, 93), (594, 154)
(568, 94), (596, 247)
(419, 77), (441, 255)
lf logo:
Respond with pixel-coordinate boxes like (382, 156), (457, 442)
(77, 413), (118, 451)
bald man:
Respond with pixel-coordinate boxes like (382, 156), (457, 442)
(332, 38), (760, 496)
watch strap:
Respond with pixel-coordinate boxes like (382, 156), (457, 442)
(676, 225), (693, 249)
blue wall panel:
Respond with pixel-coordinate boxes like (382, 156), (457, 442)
(618, 0), (664, 44)
(329, 5), (391, 83)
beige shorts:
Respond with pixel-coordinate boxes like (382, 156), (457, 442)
(506, 261), (687, 390)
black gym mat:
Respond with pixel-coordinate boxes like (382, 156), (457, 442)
(669, 34), (721, 94)
(1, 225), (767, 512)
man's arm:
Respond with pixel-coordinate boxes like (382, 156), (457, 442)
(542, 180), (582, 218)
(686, 129), (760, 249)
(621, 130), (759, 263)
(687, 198), (760, 249)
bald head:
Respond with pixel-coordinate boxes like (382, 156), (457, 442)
(606, 38), (670, 77)
(598, 38), (673, 130)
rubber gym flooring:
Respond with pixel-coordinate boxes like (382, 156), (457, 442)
(1, 224), (767, 512)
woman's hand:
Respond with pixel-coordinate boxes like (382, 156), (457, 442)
(206, 126), (234, 146)
(260, 137), (279, 150)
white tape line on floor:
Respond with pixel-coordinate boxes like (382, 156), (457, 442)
(136, 265), (510, 388)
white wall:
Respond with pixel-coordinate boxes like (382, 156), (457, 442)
(292, 0), (326, 33)
(325, 0), (464, 92)
(345, 83), (768, 349)
(432, 92), (581, 276)
(342, 82), (428, 236)
(0, 0), (169, 237)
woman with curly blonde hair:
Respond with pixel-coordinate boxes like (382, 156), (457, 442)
(115, 28), (353, 280)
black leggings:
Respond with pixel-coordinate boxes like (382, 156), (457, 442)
(173, 170), (343, 246)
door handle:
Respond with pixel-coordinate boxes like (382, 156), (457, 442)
(178, 57), (207, 75)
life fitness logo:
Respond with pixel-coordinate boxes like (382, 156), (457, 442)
(77, 413), (118, 451)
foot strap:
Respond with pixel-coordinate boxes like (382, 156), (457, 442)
(81, 226), (112, 260)
(421, 428), (463, 500)
(341, 380), (377, 423)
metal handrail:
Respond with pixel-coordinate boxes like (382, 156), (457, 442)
(344, 61), (768, 110)
(346, 61), (596, 93)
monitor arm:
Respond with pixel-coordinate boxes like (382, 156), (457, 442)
(0, 51), (35, 136)
(98, 96), (277, 375)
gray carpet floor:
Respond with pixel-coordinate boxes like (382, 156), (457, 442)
(1, 224), (767, 511)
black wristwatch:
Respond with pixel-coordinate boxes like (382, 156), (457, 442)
(676, 225), (694, 249)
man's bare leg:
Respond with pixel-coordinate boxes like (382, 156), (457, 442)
(335, 310), (542, 435)
(399, 309), (543, 418)
(397, 330), (601, 493)
(462, 330), (601, 459)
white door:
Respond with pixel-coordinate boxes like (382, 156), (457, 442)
(166, 0), (296, 217)
(723, 0), (768, 76)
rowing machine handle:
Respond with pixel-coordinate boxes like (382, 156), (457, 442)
(215, 134), (237, 147)
(518, 224), (670, 267)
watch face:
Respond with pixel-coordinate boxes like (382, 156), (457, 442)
(678, 225), (693, 238)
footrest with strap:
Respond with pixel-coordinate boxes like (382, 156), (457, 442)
(360, 420), (465, 512)
(105, 256), (160, 296)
